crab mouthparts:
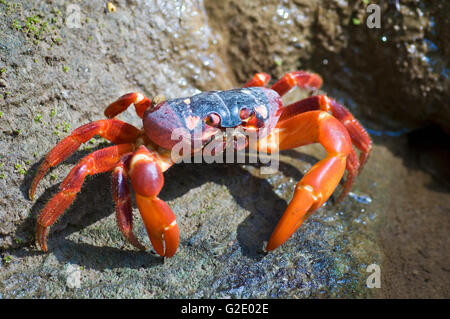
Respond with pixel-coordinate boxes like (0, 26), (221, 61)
(202, 128), (249, 152)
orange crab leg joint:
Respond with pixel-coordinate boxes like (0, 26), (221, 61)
(243, 72), (271, 88)
(270, 71), (323, 96)
(129, 146), (179, 257)
(104, 92), (152, 119)
(320, 96), (372, 171)
(258, 111), (355, 251)
(280, 95), (372, 172)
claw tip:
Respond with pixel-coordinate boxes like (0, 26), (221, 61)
(29, 187), (35, 201)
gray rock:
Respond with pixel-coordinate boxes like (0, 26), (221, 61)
(0, 0), (448, 298)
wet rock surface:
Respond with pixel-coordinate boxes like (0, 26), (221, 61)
(206, 0), (449, 131)
(0, 0), (449, 298)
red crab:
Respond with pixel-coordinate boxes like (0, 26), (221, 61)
(29, 71), (372, 257)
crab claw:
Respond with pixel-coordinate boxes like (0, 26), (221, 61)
(135, 194), (179, 257)
(263, 111), (352, 251)
(266, 184), (315, 251)
(267, 155), (347, 251)
(129, 145), (179, 257)
(36, 223), (50, 252)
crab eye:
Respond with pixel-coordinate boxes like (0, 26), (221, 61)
(240, 108), (254, 120)
(204, 113), (221, 127)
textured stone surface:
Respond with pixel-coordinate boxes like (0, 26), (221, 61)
(0, 0), (448, 298)
(206, 0), (449, 131)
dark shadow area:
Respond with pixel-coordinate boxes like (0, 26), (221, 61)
(51, 238), (164, 270)
(280, 149), (319, 169)
(161, 155), (314, 259)
(367, 125), (450, 195)
(6, 234), (163, 270)
(407, 125), (450, 192)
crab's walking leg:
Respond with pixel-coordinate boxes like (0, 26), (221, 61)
(36, 144), (134, 252)
(281, 95), (372, 172)
(104, 93), (152, 118)
(271, 71), (323, 96)
(30, 119), (141, 200)
(112, 153), (146, 251)
(128, 145), (179, 257)
(257, 111), (353, 251)
(243, 73), (271, 87)
(320, 97), (372, 171)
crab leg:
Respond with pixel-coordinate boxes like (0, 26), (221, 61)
(271, 71), (323, 96)
(243, 72), (271, 87)
(104, 92), (152, 118)
(36, 144), (134, 251)
(257, 111), (353, 251)
(281, 95), (372, 172)
(112, 153), (146, 251)
(30, 119), (141, 200)
(128, 145), (179, 257)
